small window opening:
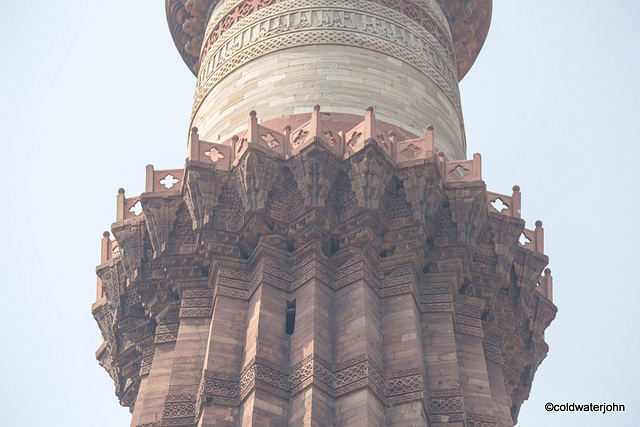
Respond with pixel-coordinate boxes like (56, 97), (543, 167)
(286, 300), (296, 335)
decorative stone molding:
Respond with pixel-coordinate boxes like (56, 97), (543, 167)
(154, 304), (181, 344)
(420, 272), (456, 312)
(429, 395), (464, 414)
(199, 369), (240, 406)
(140, 346), (156, 377)
(180, 288), (213, 318)
(239, 356), (289, 400)
(386, 368), (425, 403)
(162, 394), (197, 426)
(289, 354), (333, 396)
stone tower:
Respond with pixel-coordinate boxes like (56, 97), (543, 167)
(92, 0), (557, 426)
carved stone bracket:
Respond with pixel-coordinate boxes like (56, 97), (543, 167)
(234, 150), (279, 213)
(445, 185), (487, 245)
(348, 144), (394, 211)
(142, 197), (182, 258)
(112, 218), (147, 282)
(183, 167), (219, 231)
(401, 160), (444, 226)
(291, 142), (340, 209)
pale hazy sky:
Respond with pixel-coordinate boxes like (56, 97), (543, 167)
(1, 1), (638, 426)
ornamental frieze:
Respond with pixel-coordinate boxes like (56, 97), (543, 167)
(202, 0), (455, 66)
(166, 0), (490, 79)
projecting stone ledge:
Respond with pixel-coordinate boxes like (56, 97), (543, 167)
(93, 108), (555, 426)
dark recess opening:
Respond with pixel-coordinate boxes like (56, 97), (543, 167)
(286, 300), (296, 335)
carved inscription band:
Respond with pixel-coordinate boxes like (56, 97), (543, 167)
(201, 0), (454, 63)
(198, 0), (456, 83)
